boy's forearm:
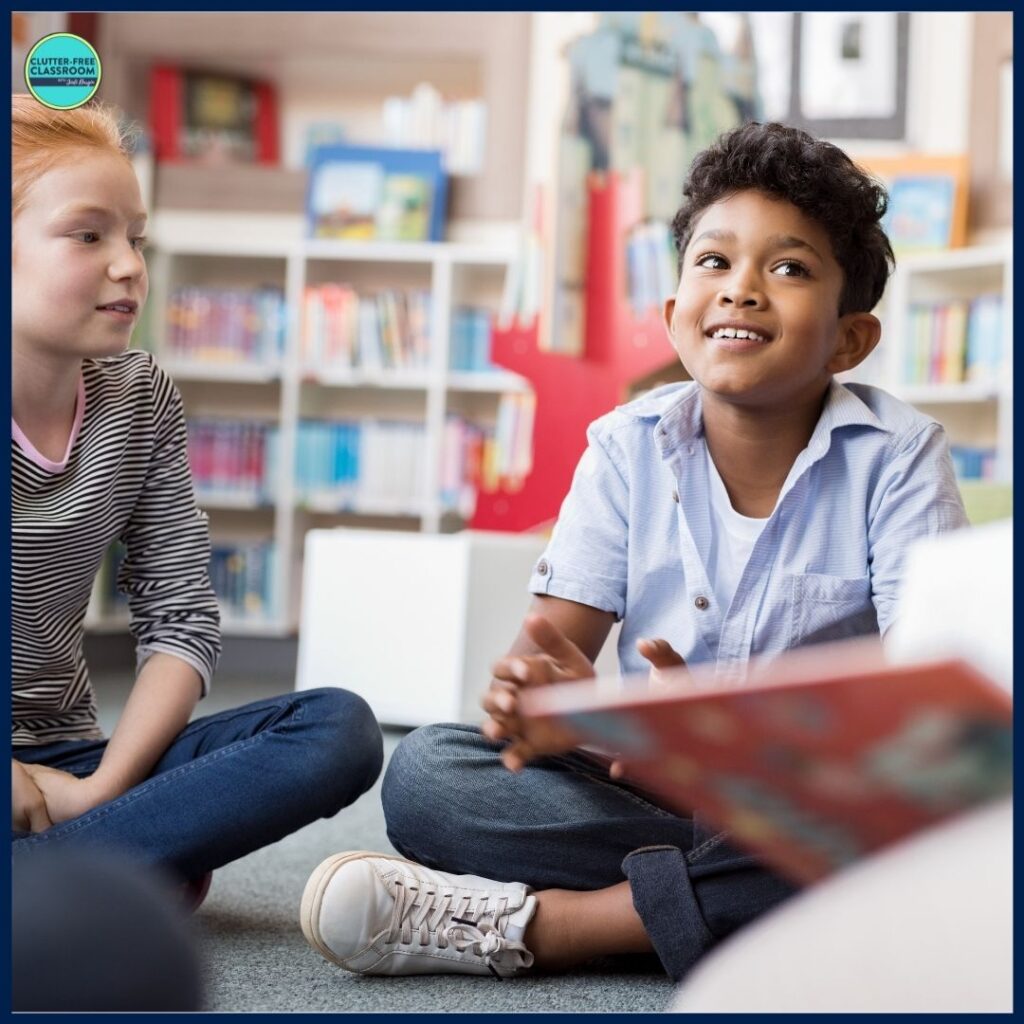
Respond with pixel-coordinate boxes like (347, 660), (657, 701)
(89, 652), (202, 801)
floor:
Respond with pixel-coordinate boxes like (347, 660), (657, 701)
(93, 673), (676, 1013)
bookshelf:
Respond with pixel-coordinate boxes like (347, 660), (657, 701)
(842, 244), (1013, 483)
(84, 218), (530, 636)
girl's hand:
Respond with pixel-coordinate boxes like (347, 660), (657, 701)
(609, 637), (688, 780)
(20, 762), (111, 826)
(12, 759), (53, 833)
(482, 614), (596, 772)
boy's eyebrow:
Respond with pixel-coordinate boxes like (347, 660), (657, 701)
(52, 203), (148, 223)
(692, 229), (823, 262)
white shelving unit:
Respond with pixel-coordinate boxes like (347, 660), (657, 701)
(86, 215), (530, 636)
(843, 244), (1013, 482)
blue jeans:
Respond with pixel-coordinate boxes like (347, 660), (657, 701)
(381, 723), (798, 981)
(12, 687), (384, 882)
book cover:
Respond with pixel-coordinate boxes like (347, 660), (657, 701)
(520, 640), (1012, 884)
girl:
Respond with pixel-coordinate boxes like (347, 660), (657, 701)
(11, 94), (383, 901)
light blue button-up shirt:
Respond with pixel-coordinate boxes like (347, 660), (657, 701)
(529, 379), (968, 679)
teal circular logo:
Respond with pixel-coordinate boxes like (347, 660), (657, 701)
(24, 33), (102, 110)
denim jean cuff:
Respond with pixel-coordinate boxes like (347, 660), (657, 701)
(622, 844), (715, 982)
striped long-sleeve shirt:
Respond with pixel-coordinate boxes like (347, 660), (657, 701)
(12, 350), (221, 747)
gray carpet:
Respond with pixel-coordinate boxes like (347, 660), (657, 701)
(95, 676), (675, 1013)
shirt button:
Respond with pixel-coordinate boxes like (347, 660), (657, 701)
(672, 490), (679, 503)
(694, 595), (709, 611)
(536, 559), (549, 577)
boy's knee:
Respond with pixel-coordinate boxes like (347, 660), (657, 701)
(382, 723), (469, 844)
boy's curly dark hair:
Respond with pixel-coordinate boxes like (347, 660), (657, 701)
(671, 122), (894, 316)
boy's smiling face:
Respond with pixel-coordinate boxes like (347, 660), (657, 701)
(665, 189), (878, 410)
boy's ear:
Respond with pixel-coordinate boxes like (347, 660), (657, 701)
(663, 297), (676, 337)
(828, 312), (881, 374)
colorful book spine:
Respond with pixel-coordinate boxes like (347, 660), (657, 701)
(166, 286), (285, 364)
(209, 541), (276, 621)
(186, 419), (276, 504)
(949, 445), (998, 481)
(449, 307), (494, 371)
(301, 285), (432, 372)
(903, 296), (1001, 385)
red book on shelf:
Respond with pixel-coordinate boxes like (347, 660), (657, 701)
(521, 639), (1012, 885)
(148, 65), (279, 164)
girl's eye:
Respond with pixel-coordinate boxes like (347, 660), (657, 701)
(75, 231), (101, 244)
(773, 259), (809, 278)
(696, 253), (728, 270)
(131, 237), (148, 252)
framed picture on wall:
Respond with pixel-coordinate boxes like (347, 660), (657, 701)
(787, 12), (910, 140)
(857, 154), (970, 252)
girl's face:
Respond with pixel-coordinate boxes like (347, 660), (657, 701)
(12, 150), (149, 365)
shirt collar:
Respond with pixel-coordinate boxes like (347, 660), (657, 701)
(622, 378), (892, 456)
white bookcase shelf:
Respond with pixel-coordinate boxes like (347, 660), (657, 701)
(87, 218), (529, 637)
(843, 244), (1013, 483)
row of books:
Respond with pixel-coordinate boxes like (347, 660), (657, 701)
(381, 83), (487, 176)
(625, 219), (677, 317)
(187, 419), (277, 505)
(166, 286), (286, 364)
(449, 307), (494, 372)
(902, 295), (1004, 386)
(301, 286), (432, 372)
(950, 445), (998, 481)
(91, 539), (275, 623)
(209, 541), (276, 621)
(295, 419), (428, 514)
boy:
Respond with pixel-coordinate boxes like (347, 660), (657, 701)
(299, 122), (968, 981)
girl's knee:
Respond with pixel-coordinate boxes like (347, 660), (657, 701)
(300, 687), (384, 799)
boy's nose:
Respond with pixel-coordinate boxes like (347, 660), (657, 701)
(717, 286), (764, 309)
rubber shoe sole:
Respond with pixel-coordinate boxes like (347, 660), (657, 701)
(300, 850), (407, 970)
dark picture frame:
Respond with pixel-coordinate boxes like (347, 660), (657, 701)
(786, 12), (909, 140)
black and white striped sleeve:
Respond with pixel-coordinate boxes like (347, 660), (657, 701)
(117, 358), (221, 694)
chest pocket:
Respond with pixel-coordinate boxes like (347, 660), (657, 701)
(786, 573), (877, 648)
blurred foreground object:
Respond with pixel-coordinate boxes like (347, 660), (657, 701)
(13, 852), (202, 1011)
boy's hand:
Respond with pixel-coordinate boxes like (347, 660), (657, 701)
(482, 614), (596, 772)
(20, 762), (111, 826)
(12, 759), (53, 833)
(609, 637), (688, 780)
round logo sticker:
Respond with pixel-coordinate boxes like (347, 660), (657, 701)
(24, 33), (102, 110)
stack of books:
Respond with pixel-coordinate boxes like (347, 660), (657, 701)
(186, 419), (276, 505)
(295, 419), (427, 515)
(166, 286), (285, 365)
(903, 294), (1004, 386)
(210, 541), (276, 622)
(449, 307), (494, 372)
(301, 286), (432, 372)
(949, 445), (998, 481)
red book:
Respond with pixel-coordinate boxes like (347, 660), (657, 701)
(520, 639), (1012, 885)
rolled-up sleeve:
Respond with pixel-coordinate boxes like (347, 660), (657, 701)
(118, 362), (221, 695)
(868, 422), (969, 637)
(528, 422), (630, 618)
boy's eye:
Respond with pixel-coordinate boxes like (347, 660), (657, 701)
(131, 236), (148, 252)
(696, 252), (728, 270)
(772, 259), (809, 278)
(74, 231), (101, 244)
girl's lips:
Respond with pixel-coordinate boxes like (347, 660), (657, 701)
(97, 306), (137, 324)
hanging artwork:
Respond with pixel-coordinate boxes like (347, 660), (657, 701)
(786, 12), (909, 140)
(546, 12), (762, 355)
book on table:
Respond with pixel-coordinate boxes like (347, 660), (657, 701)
(518, 638), (1012, 885)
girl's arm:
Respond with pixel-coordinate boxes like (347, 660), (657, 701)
(24, 653), (202, 823)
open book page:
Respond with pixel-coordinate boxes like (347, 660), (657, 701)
(520, 638), (1012, 884)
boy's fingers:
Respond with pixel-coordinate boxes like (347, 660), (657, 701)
(636, 637), (687, 670)
(522, 615), (595, 676)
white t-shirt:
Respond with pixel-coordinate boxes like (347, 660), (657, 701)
(705, 449), (769, 614)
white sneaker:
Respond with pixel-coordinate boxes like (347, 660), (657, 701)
(300, 851), (537, 978)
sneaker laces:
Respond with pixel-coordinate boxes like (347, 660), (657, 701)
(386, 879), (535, 978)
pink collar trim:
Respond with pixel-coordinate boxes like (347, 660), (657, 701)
(11, 375), (87, 474)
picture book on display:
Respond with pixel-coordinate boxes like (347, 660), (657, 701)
(519, 639), (1012, 885)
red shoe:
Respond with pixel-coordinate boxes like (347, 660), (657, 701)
(181, 871), (213, 913)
